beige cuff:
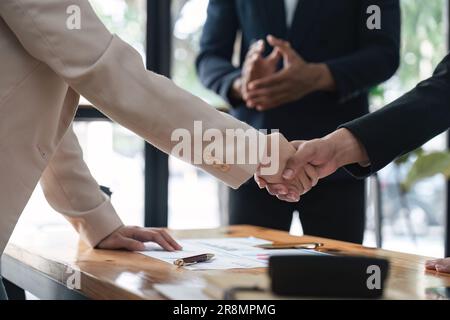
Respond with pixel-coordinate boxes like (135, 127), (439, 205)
(65, 195), (123, 247)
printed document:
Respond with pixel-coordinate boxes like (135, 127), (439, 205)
(139, 237), (324, 270)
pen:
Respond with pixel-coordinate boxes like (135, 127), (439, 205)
(174, 253), (215, 267)
(256, 242), (324, 250)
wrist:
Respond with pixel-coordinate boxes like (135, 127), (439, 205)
(324, 128), (369, 168)
(311, 63), (336, 92)
(229, 77), (243, 102)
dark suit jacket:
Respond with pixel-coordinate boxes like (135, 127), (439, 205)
(196, 0), (400, 180)
(343, 53), (450, 178)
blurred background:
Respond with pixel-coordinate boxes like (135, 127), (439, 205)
(14, 0), (449, 258)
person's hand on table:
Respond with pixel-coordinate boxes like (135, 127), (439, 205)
(245, 35), (336, 111)
(97, 226), (182, 252)
(257, 128), (370, 201)
(426, 257), (450, 273)
(230, 39), (281, 103)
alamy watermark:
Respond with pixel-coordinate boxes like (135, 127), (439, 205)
(366, 265), (382, 290)
(65, 266), (81, 290)
(367, 5), (381, 30)
(171, 121), (281, 175)
(66, 5), (81, 30)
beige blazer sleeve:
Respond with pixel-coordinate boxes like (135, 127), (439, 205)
(40, 126), (123, 247)
(0, 0), (269, 189)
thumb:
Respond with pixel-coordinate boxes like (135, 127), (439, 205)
(267, 34), (289, 48)
(267, 35), (295, 59)
(290, 140), (307, 150)
(282, 143), (314, 180)
(254, 173), (268, 189)
(266, 47), (281, 64)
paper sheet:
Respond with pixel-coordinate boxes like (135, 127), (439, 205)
(139, 237), (325, 270)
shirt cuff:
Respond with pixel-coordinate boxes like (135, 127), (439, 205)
(326, 61), (362, 104)
(64, 195), (123, 247)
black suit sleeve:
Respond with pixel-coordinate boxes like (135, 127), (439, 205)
(341, 53), (450, 178)
(326, 0), (400, 102)
(196, 0), (241, 105)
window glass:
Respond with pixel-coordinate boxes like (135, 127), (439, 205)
(16, 0), (147, 234)
(365, 0), (448, 257)
(169, 0), (226, 229)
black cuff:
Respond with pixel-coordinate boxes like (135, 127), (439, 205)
(343, 163), (373, 179)
(326, 61), (362, 104)
(338, 120), (379, 178)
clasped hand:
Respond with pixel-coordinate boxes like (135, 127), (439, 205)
(232, 35), (335, 111)
(257, 134), (322, 202)
(257, 128), (370, 202)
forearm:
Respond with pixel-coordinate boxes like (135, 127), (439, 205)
(1, 0), (268, 188)
(326, 47), (399, 101)
(310, 63), (336, 93)
(340, 53), (450, 177)
(40, 126), (123, 247)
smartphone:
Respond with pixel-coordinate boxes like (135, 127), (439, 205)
(269, 255), (389, 298)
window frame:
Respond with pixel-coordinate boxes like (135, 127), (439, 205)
(74, 0), (172, 228)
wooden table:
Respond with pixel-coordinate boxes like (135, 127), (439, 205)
(1, 225), (450, 300)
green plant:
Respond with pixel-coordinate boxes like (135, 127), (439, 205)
(396, 149), (450, 192)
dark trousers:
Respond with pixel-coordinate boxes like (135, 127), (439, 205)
(0, 277), (7, 300)
(228, 178), (366, 244)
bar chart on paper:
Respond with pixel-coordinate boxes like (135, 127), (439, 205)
(139, 237), (325, 270)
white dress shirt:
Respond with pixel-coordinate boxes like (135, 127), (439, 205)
(285, 0), (299, 28)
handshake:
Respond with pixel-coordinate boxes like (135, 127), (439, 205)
(256, 128), (370, 202)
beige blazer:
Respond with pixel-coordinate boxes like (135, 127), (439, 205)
(0, 0), (288, 255)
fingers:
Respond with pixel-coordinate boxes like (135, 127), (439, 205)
(97, 229), (146, 251)
(266, 183), (289, 196)
(283, 143), (314, 180)
(305, 164), (319, 187)
(266, 46), (281, 65)
(267, 35), (289, 47)
(247, 39), (265, 58)
(266, 35), (296, 60)
(284, 184), (301, 202)
(134, 228), (181, 252)
(254, 174), (268, 189)
(297, 169), (313, 195)
(290, 140), (306, 149)
(425, 259), (439, 270)
(245, 83), (289, 101)
(276, 194), (300, 203)
(426, 258), (450, 273)
(266, 183), (301, 202)
(159, 229), (183, 251)
(435, 262), (450, 273)
(119, 237), (146, 251)
(248, 69), (289, 90)
(249, 93), (290, 111)
(270, 186), (299, 202)
(245, 80), (290, 110)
